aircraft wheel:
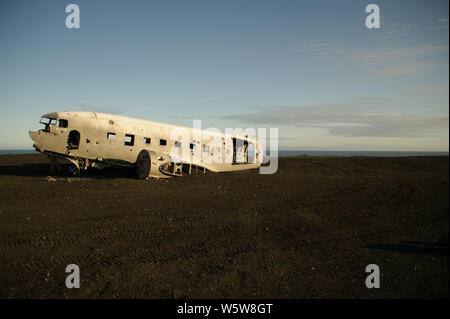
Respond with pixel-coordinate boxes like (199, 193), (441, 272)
(135, 150), (151, 179)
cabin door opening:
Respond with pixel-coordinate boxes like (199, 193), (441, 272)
(233, 138), (253, 164)
(67, 130), (80, 150)
(232, 138), (256, 164)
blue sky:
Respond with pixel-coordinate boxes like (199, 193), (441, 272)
(0, 0), (448, 150)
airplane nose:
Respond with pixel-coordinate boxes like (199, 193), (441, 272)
(29, 130), (38, 142)
(29, 130), (42, 151)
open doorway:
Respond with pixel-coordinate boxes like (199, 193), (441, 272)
(67, 130), (80, 150)
(232, 138), (255, 164)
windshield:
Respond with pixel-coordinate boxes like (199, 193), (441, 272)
(39, 117), (56, 132)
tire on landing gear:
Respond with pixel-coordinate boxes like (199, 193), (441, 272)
(135, 150), (151, 180)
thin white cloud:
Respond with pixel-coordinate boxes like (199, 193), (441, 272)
(351, 45), (448, 78)
(375, 61), (433, 76)
(222, 99), (449, 138)
(295, 37), (447, 78)
(295, 38), (331, 52)
(294, 38), (360, 55)
(401, 23), (422, 32)
(404, 84), (449, 94)
(352, 45), (447, 63)
(422, 25), (449, 31)
(302, 39), (329, 48)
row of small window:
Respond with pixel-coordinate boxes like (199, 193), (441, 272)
(106, 132), (194, 149)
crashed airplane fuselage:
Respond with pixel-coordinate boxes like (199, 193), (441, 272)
(29, 111), (263, 179)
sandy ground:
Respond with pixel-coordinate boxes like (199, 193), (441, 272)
(0, 153), (448, 298)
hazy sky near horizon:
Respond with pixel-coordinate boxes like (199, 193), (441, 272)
(0, 0), (448, 150)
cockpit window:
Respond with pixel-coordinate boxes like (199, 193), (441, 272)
(58, 119), (68, 128)
(39, 117), (56, 132)
(40, 117), (56, 125)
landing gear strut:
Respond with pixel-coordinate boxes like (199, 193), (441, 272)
(48, 155), (62, 174)
(66, 158), (89, 177)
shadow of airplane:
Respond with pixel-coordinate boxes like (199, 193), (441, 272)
(0, 163), (134, 179)
(0, 163), (57, 177)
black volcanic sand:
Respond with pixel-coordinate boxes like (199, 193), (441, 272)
(0, 153), (448, 298)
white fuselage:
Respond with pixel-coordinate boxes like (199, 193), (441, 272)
(29, 111), (263, 178)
